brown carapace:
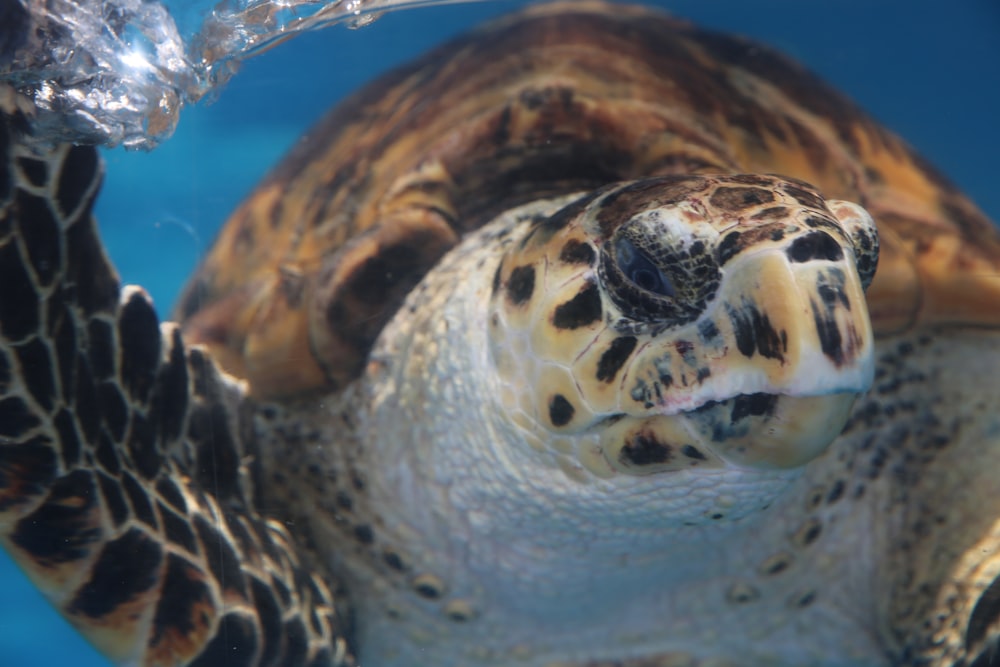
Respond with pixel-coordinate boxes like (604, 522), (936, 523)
(175, 1), (1000, 399)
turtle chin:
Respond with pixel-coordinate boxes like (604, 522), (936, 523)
(684, 391), (859, 469)
(600, 391), (858, 475)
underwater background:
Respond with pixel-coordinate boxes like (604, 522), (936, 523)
(1, 0), (998, 664)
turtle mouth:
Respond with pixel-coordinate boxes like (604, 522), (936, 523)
(594, 390), (858, 475)
(687, 391), (779, 417)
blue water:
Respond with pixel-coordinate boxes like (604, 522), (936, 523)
(1, 1), (998, 665)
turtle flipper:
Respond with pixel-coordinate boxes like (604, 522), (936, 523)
(0, 111), (353, 666)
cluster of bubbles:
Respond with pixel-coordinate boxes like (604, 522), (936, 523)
(0, 0), (482, 149)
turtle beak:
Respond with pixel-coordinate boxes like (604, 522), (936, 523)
(608, 243), (875, 473)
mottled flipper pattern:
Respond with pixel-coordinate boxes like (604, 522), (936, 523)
(0, 109), (353, 666)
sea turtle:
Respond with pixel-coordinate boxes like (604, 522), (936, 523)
(2, 2), (1000, 666)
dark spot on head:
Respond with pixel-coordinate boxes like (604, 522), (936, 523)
(596, 336), (637, 383)
(717, 230), (742, 264)
(726, 301), (786, 361)
(552, 282), (602, 329)
(534, 191), (601, 240)
(786, 231), (843, 263)
(548, 394), (575, 427)
(812, 303), (844, 366)
(697, 319), (720, 344)
(618, 431), (673, 466)
(558, 239), (596, 265)
(505, 265), (535, 306)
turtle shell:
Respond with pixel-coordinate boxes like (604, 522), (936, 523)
(176, 0), (1000, 398)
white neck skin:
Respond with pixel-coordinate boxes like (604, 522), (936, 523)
(338, 210), (897, 666)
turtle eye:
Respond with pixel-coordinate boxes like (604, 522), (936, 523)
(613, 236), (676, 298)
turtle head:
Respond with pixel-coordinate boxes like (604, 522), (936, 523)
(489, 174), (878, 482)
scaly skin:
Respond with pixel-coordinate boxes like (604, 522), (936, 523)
(0, 112), (350, 666)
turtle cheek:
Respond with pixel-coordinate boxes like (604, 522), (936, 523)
(596, 415), (726, 476)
